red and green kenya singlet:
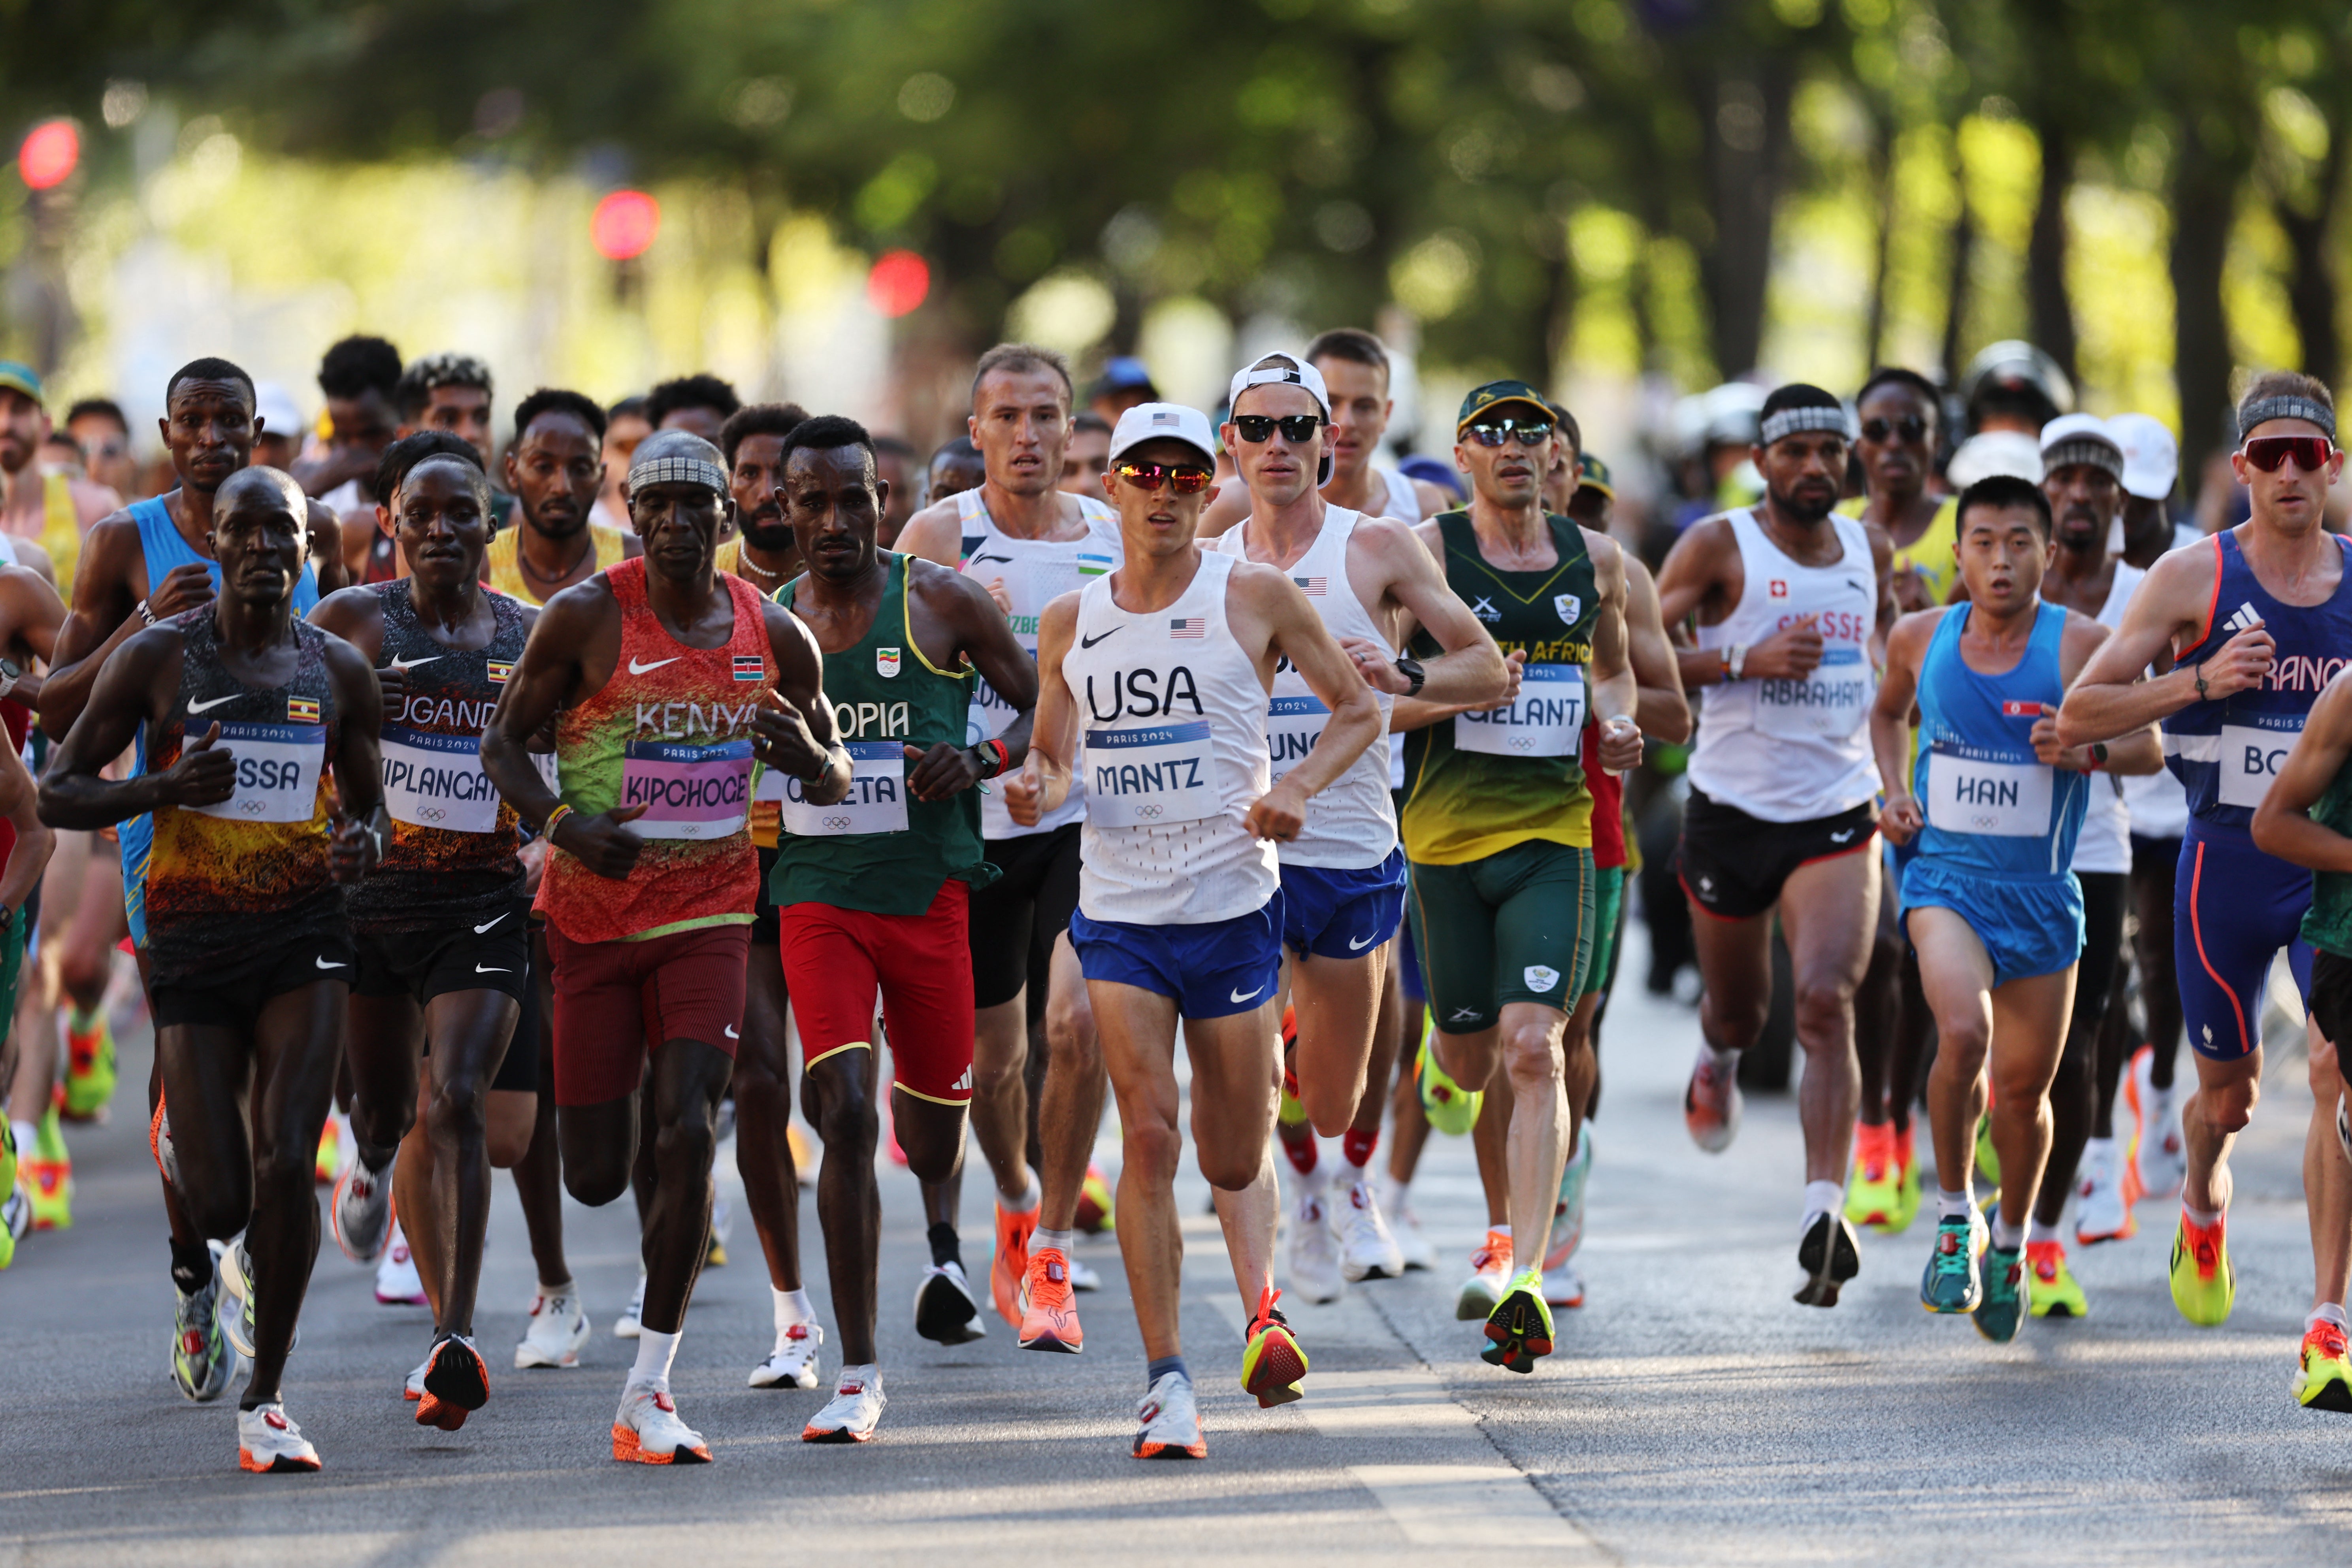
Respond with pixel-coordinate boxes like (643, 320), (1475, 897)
(536, 558), (775, 943)
(144, 611), (343, 986)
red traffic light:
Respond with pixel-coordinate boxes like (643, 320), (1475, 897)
(867, 250), (931, 318)
(590, 190), (660, 260)
(19, 121), (79, 191)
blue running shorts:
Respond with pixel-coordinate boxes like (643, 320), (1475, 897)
(1281, 846), (1406, 960)
(1070, 895), (1284, 1020)
(1901, 856), (2084, 989)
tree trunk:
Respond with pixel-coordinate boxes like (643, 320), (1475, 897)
(1861, 111), (1894, 372)
(1938, 141), (1974, 385)
(2277, 130), (2345, 394)
(2027, 118), (2078, 383)
(2171, 114), (2239, 490)
(1690, 58), (1795, 380)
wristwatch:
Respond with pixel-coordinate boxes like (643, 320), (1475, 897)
(1393, 656), (1427, 698)
(0, 656), (23, 699)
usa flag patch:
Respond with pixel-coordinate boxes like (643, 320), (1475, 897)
(733, 655), (765, 682)
(1294, 576), (1327, 596)
(1170, 617), (1204, 639)
(286, 696), (320, 724)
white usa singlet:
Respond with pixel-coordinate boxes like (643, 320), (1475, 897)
(955, 487), (1123, 840)
(1690, 508), (1881, 822)
(1211, 507), (1396, 869)
(1067, 549), (1278, 925)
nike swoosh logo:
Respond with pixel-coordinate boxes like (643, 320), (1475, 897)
(1348, 933), (1376, 951)
(1829, 829), (1855, 842)
(187, 693), (242, 714)
(628, 656), (682, 675)
(390, 656), (441, 671)
(473, 912), (508, 934)
(724, 1025), (740, 1039)
(475, 964), (511, 973)
(1079, 628), (1121, 648)
(1229, 985), (1264, 1004)
(315, 957), (347, 969)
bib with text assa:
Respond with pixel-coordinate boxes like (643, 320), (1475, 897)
(1084, 720), (1222, 827)
(188, 722), (326, 825)
(622, 739), (754, 839)
(1926, 745), (2052, 837)
(777, 740), (910, 837)
(381, 727), (498, 833)
(1454, 662), (1585, 758)
(1266, 694), (1329, 782)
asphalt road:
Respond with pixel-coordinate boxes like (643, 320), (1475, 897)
(5, 922), (2349, 1566)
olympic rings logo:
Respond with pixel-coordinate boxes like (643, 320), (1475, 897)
(822, 815), (852, 830)
(1136, 804), (1164, 819)
(419, 806), (447, 823)
(1969, 813), (2001, 829)
(238, 800), (267, 816)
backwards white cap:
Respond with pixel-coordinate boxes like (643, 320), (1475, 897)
(2105, 412), (2178, 501)
(1227, 352), (1331, 419)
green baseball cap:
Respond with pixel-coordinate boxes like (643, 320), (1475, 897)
(0, 362), (42, 405)
(1456, 379), (1553, 433)
(1576, 451), (1615, 499)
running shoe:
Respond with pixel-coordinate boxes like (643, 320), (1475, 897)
(219, 1237), (258, 1358)
(2169, 1211), (2235, 1326)
(1888, 1123), (1922, 1234)
(802, 1367), (886, 1443)
(1018, 1246), (1084, 1353)
(1683, 1046), (1741, 1153)
(2025, 1239), (2089, 1318)
(706, 1191), (732, 1267)
(2131, 1054), (2187, 1202)
(1456, 1228), (1513, 1321)
(404, 1355), (428, 1402)
(613, 1271), (647, 1338)
(514, 1288), (590, 1369)
(1541, 1261), (1585, 1309)
(613, 1383), (712, 1463)
(1920, 1212), (1985, 1314)
(1843, 1120), (1897, 1230)
(1068, 1254), (1104, 1291)
(1240, 1285), (1307, 1408)
(237, 1402), (321, 1473)
(1338, 1179), (1406, 1282)
(1551, 1126), (1594, 1265)
(1074, 1161), (1116, 1233)
(1795, 1209), (1862, 1308)
(2074, 1139), (2135, 1245)
(2293, 1320), (2352, 1413)
(60, 1013), (117, 1121)
(1973, 1109), (2000, 1185)
(2339, 1094), (2352, 1170)
(1974, 1245), (2028, 1344)
(417, 1333), (489, 1431)
(315, 1110), (347, 1185)
(1133, 1370), (1206, 1459)
(0, 1189), (22, 1271)
(332, 1152), (395, 1263)
(375, 1223), (427, 1306)
(750, 1321), (825, 1388)
(172, 1272), (234, 1402)
(1415, 1036), (1482, 1137)
(1481, 1267), (1555, 1374)
(149, 1099), (181, 1193)
(991, 1200), (1037, 1327)
(25, 1102), (70, 1231)
(1386, 1190), (1436, 1271)
(914, 1259), (987, 1345)
(1286, 1189), (1344, 1304)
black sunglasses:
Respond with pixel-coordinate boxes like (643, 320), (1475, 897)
(1464, 418), (1555, 449)
(1860, 415), (1928, 443)
(1231, 414), (1325, 444)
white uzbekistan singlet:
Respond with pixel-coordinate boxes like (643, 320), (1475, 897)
(1211, 507), (1397, 870)
(1690, 507), (1881, 822)
(1067, 549), (1279, 925)
(956, 486), (1122, 840)
(2069, 560), (2145, 875)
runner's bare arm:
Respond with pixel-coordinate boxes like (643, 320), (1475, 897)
(1244, 565), (1383, 841)
(38, 628), (219, 829)
(891, 499), (962, 568)
(340, 502), (383, 584)
(1870, 609), (1937, 844)
(1585, 537), (1642, 773)
(2057, 542), (2265, 747)
(320, 634), (388, 883)
(1866, 522), (1897, 669)
(757, 598), (850, 805)
(0, 734), (52, 914)
(2049, 616), (2160, 775)
(1005, 592), (1080, 825)
(0, 566), (65, 709)
(1655, 516), (1746, 690)
(1622, 551), (1690, 743)
(482, 585), (602, 830)
(1346, 516), (1506, 707)
(41, 514), (208, 737)
(305, 586), (388, 662)
(2251, 675), (2352, 872)
(9, 535), (54, 592)
(905, 562), (1037, 802)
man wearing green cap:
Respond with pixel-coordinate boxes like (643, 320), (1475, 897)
(1395, 378), (1642, 1374)
(0, 362), (102, 589)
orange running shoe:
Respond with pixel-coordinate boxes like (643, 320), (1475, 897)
(1018, 1245), (1084, 1353)
(1240, 1285), (1307, 1408)
(991, 1199), (1038, 1328)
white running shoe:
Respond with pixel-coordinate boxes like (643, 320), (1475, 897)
(914, 1260), (987, 1344)
(331, 1150), (394, 1263)
(1068, 1255), (1104, 1292)
(2075, 1138), (2132, 1245)
(801, 1366), (886, 1443)
(374, 1222), (427, 1306)
(1338, 1180), (1406, 1282)
(1385, 1191), (1436, 1272)
(1133, 1370), (1206, 1459)
(403, 1354), (428, 1401)
(237, 1401), (322, 1472)
(219, 1237), (258, 1359)
(1542, 1261), (1586, 1309)
(613, 1271), (647, 1339)
(2133, 1063), (2187, 1201)
(514, 1288), (590, 1369)
(612, 1382), (711, 1464)
(706, 1191), (733, 1267)
(1285, 1189), (1345, 1304)
(749, 1320), (824, 1389)
(1684, 1046), (1742, 1153)
(1455, 1228), (1513, 1320)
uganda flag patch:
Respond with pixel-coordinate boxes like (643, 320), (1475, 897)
(286, 696), (321, 724)
(733, 655), (765, 682)
(488, 660), (514, 684)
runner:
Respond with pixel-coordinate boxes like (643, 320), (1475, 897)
(2059, 373), (2352, 1359)
(1012, 400), (1382, 1456)
(1395, 382), (1641, 1361)
(480, 428), (846, 1466)
(896, 343), (1122, 1347)
(927, 438), (986, 506)
(0, 360), (107, 590)
(309, 447), (535, 1431)
(1871, 475), (2160, 1343)
(395, 353), (497, 469)
(1206, 351), (1506, 1305)
(590, 397), (652, 535)
(716, 403), (808, 590)
(645, 375), (741, 445)
(0, 677), (54, 1270)
(1198, 328), (1441, 536)
(39, 464), (387, 1471)
(768, 413), (1036, 1440)
(1060, 413), (1112, 496)
(492, 390), (631, 605)
(1654, 382), (1895, 1307)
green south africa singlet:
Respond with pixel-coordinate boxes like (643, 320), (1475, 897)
(2303, 756), (2352, 959)
(1403, 511), (1600, 865)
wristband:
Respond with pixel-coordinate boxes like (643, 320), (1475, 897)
(978, 737), (1010, 778)
(2085, 741), (2109, 773)
(543, 803), (575, 840)
(1727, 643), (1749, 682)
(136, 599), (158, 627)
(803, 743), (841, 784)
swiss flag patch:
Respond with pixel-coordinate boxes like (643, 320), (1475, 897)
(1768, 580), (1788, 598)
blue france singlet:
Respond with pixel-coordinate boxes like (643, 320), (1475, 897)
(2164, 530), (2352, 831)
(1911, 600), (2088, 880)
(119, 496), (322, 945)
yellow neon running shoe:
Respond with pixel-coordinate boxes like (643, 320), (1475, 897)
(314, 1113), (345, 1185)
(60, 1012), (117, 1121)
(1240, 1285), (1307, 1408)
(1974, 1110), (2001, 1186)
(1074, 1162), (1116, 1234)
(1415, 1035), (1481, 1137)
(2025, 1240), (2088, 1319)
(2293, 1320), (2352, 1413)
(1887, 1124), (1923, 1234)
(1843, 1121), (1897, 1229)
(25, 1102), (70, 1231)
(2169, 1212), (2235, 1327)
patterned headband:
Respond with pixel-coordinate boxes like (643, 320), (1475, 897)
(2238, 395), (2337, 442)
(2042, 437), (2122, 482)
(1759, 404), (1853, 446)
(627, 455), (728, 497)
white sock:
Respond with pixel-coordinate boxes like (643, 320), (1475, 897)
(1802, 1180), (1843, 1224)
(2183, 1199), (2223, 1227)
(539, 1276), (575, 1300)
(1939, 1187), (1974, 1221)
(1297, 1144), (1332, 1196)
(1702, 1042), (1735, 1070)
(1033, 1227), (1077, 1259)
(2310, 1302), (2349, 1332)
(10, 1119), (33, 1158)
(2026, 1217), (2063, 1247)
(772, 1287), (815, 1336)
(1000, 1174), (1040, 1214)
(1989, 1214), (2024, 1251)
(628, 1327), (680, 1389)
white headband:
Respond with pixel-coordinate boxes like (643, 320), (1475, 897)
(627, 455), (728, 498)
(1760, 404), (1853, 446)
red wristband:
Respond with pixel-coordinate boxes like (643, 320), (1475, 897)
(984, 737), (1011, 776)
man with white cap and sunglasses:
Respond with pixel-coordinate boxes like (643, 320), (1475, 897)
(1008, 398), (1382, 1457)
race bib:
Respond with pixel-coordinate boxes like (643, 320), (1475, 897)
(1455, 662), (1583, 758)
(1266, 694), (1328, 783)
(1926, 748), (2052, 837)
(380, 727), (498, 833)
(1755, 646), (1873, 740)
(187, 721), (325, 825)
(621, 739), (752, 840)
(2219, 717), (2302, 808)
(1084, 720), (1221, 827)
(777, 741), (909, 837)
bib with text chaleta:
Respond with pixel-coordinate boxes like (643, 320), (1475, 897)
(773, 740), (910, 837)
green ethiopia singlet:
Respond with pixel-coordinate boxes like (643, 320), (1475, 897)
(769, 552), (997, 916)
(1404, 511), (1600, 865)
(2301, 756), (2352, 959)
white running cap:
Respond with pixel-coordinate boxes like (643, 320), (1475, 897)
(1108, 402), (1219, 467)
(1227, 352), (1331, 419)
(1945, 430), (2044, 490)
(2107, 411), (2179, 500)
(254, 382), (305, 441)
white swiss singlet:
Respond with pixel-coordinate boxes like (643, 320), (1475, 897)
(1066, 549), (1279, 925)
(956, 487), (1123, 840)
(2116, 553), (2190, 839)
(2069, 560), (2145, 875)
(1211, 507), (1397, 869)
(1690, 508), (1881, 822)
